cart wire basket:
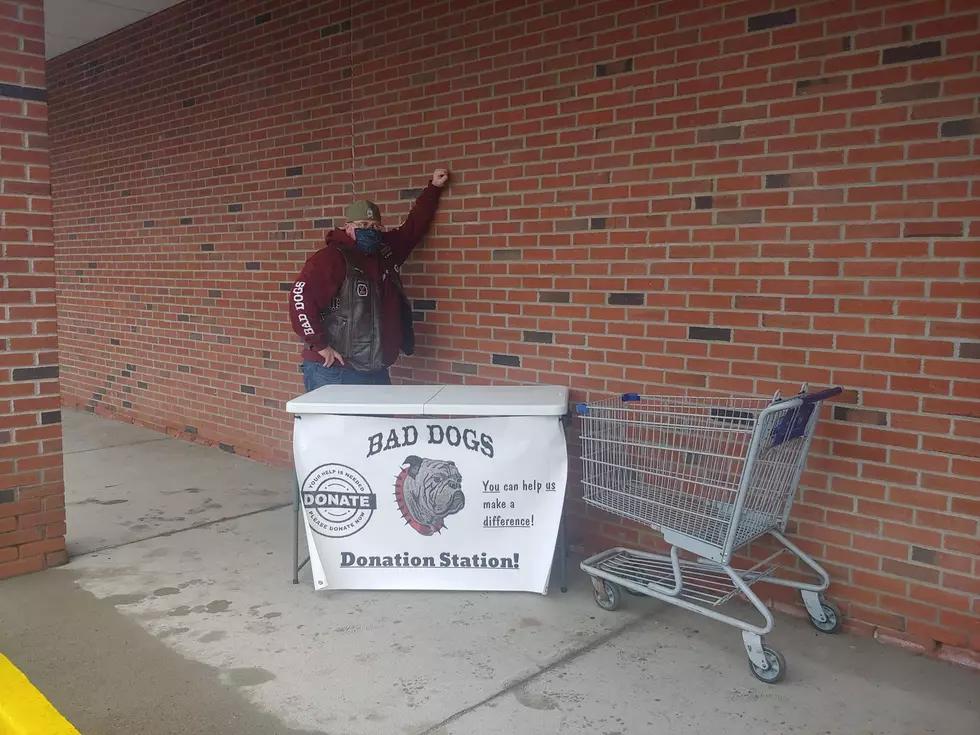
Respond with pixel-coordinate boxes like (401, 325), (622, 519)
(576, 384), (843, 683)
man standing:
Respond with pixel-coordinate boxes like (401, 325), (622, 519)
(289, 169), (450, 391)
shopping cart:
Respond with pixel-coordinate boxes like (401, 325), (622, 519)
(576, 385), (843, 683)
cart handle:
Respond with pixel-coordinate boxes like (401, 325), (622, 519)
(576, 392), (641, 416)
(797, 386), (843, 404)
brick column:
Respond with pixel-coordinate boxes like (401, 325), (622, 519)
(0, 0), (66, 578)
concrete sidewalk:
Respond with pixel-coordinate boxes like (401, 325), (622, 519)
(1, 411), (976, 735)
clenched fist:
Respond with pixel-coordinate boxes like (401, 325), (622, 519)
(432, 169), (450, 188)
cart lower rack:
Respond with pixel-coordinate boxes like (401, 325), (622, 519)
(576, 385), (843, 683)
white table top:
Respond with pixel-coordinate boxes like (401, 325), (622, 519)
(285, 384), (569, 417)
(426, 385), (568, 417)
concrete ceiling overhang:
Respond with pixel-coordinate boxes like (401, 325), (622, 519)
(44, 0), (183, 59)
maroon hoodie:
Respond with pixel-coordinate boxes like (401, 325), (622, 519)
(288, 183), (443, 368)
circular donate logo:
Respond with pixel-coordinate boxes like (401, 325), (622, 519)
(301, 464), (376, 538)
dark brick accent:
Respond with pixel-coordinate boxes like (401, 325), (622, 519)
(694, 196), (713, 210)
(903, 221), (962, 238)
(285, 188), (302, 198)
(121, 189), (131, 197)
(880, 82), (940, 104)
(539, 291), (571, 303)
(414, 300), (437, 311)
(126, 363), (136, 372)
(959, 343), (980, 360)
(412, 311), (427, 322)
(556, 218), (589, 232)
(718, 209), (762, 225)
(842, 36), (852, 51)
(217, 336), (231, 345)
(523, 331), (554, 344)
(688, 326), (732, 342)
(138, 381), (149, 389)
(596, 58), (633, 77)
(13, 366), (59, 381)
(940, 118), (980, 137)
(492, 249), (522, 261)
(882, 41), (942, 65)
(87, 262), (97, 268)
(304, 142), (322, 153)
(178, 365), (190, 373)
(0, 431), (10, 445)
(200, 243), (214, 252)
(208, 289), (221, 298)
(833, 407), (888, 426)
(185, 426), (198, 435)
(321, 20), (351, 38)
(590, 217), (606, 230)
(452, 362), (479, 376)
(314, 219), (332, 228)
(180, 217), (193, 225)
(608, 293), (645, 306)
(399, 188), (425, 200)
(286, 166), (303, 176)
(182, 98), (195, 108)
(696, 126), (741, 143)
(278, 221), (294, 231)
(0, 489), (15, 504)
(177, 314), (189, 322)
(748, 9), (796, 32)
(910, 546), (937, 565)
(882, 558), (939, 584)
(143, 220), (155, 228)
(255, 12), (272, 25)
(279, 282), (292, 291)
(492, 354), (521, 367)
(766, 172), (813, 188)
(795, 76), (847, 95)
(241, 385), (256, 395)
(219, 443), (235, 453)
(0, 82), (47, 102)
(122, 400), (133, 409)
(245, 262), (261, 270)
(228, 203), (243, 212)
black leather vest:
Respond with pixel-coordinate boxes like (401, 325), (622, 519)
(319, 245), (415, 372)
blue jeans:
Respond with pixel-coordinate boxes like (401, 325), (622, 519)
(302, 361), (391, 392)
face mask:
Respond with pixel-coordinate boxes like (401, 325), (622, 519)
(353, 227), (383, 255)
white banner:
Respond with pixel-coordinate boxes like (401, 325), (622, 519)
(293, 414), (567, 594)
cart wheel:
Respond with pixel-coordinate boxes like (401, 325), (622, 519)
(748, 646), (786, 684)
(808, 600), (842, 634)
(593, 581), (622, 611)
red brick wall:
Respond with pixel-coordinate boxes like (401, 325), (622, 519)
(49, 0), (978, 650)
(0, 0), (67, 579)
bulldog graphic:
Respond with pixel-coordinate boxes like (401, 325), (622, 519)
(394, 456), (465, 536)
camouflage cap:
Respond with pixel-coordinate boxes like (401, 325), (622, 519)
(344, 200), (383, 224)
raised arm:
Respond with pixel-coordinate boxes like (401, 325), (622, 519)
(385, 168), (449, 264)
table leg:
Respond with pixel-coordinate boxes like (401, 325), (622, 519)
(558, 511), (568, 594)
(291, 471), (300, 585)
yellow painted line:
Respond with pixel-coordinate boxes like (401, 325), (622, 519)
(0, 653), (80, 735)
